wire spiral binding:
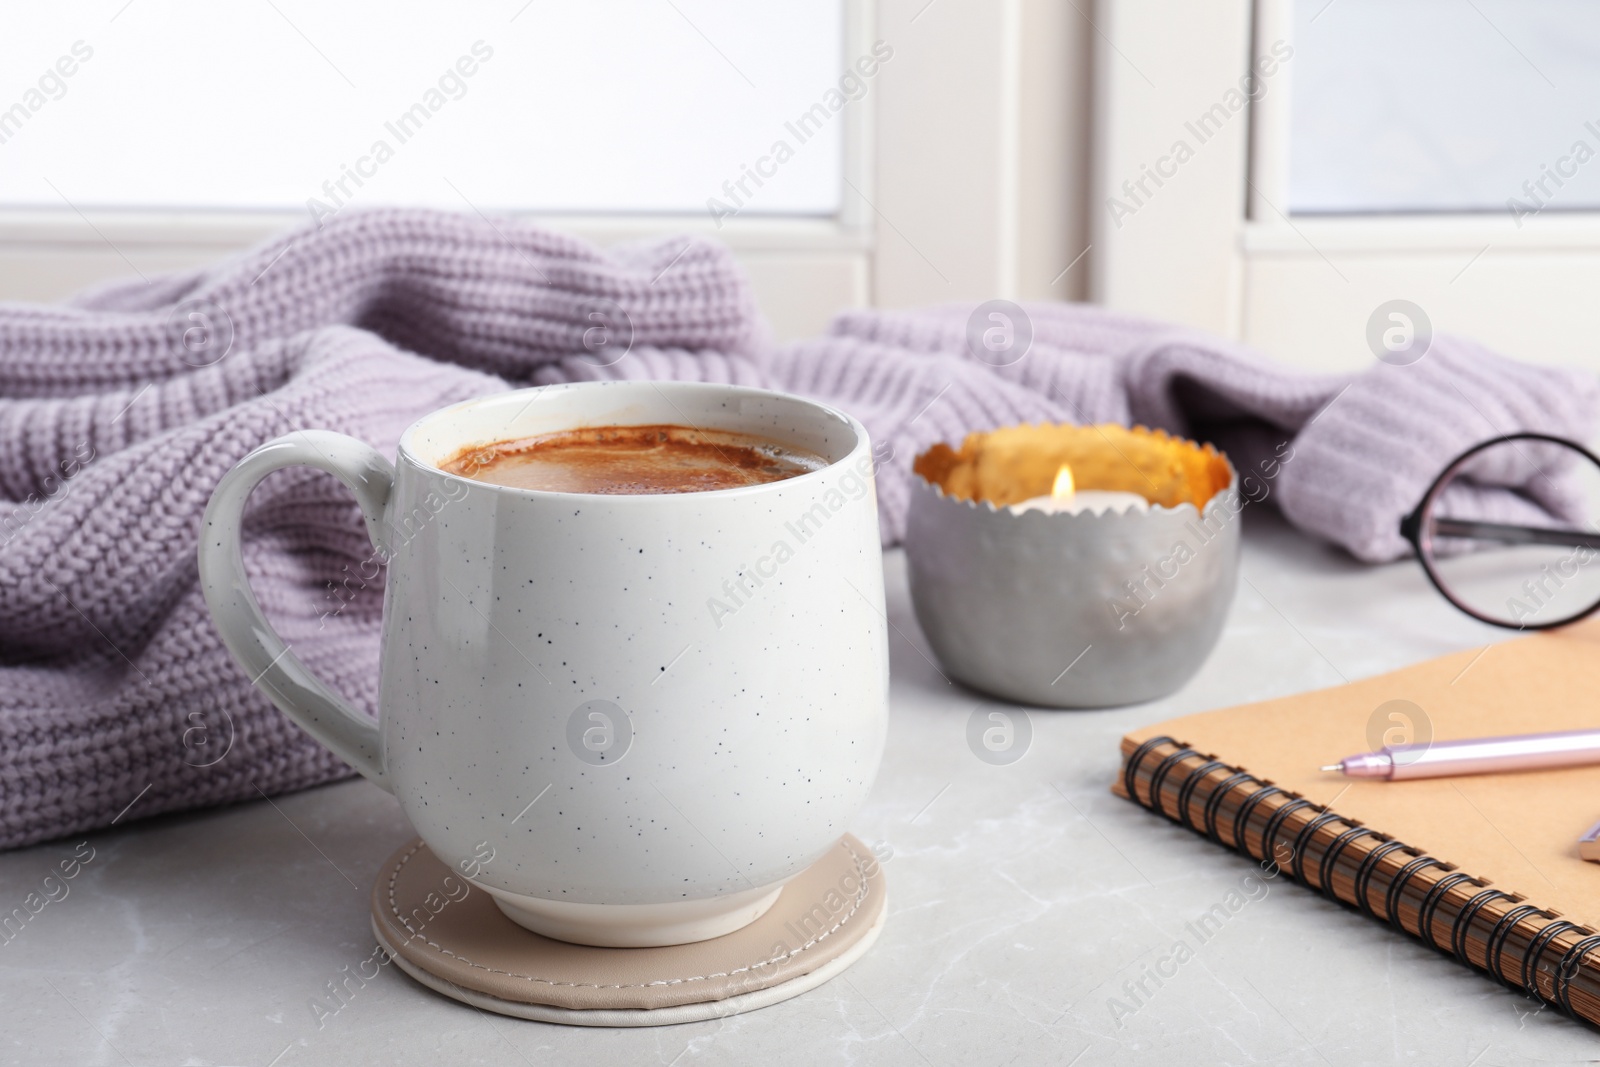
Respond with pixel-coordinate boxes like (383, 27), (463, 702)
(1385, 856), (1446, 930)
(1121, 736), (1600, 1025)
(1175, 760), (1225, 831)
(1147, 747), (1199, 819)
(1261, 799), (1315, 873)
(1452, 889), (1514, 965)
(1486, 904), (1547, 984)
(1317, 826), (1381, 900)
(1201, 772), (1253, 844)
(1231, 784), (1282, 857)
(1522, 919), (1581, 995)
(1124, 736), (1175, 805)
(1416, 872), (1478, 950)
(1351, 840), (1410, 918)
(1554, 933), (1600, 1015)
(1288, 811), (1344, 884)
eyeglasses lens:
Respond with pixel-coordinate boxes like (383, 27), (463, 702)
(1420, 438), (1600, 629)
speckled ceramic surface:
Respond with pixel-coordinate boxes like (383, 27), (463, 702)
(200, 382), (890, 947)
(369, 833), (888, 1026)
(904, 464), (1240, 709)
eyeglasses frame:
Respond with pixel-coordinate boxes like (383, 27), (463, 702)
(1398, 432), (1600, 631)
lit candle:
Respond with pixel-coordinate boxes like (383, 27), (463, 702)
(1007, 464), (1150, 516)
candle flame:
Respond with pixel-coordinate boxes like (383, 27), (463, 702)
(1050, 463), (1075, 499)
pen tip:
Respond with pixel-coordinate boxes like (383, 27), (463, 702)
(1319, 764), (1343, 773)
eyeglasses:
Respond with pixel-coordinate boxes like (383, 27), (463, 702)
(1400, 433), (1600, 630)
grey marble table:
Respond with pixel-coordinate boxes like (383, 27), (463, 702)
(2, 511), (1591, 1066)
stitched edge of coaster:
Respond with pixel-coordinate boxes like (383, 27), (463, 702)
(383, 838), (875, 991)
(374, 902), (889, 1027)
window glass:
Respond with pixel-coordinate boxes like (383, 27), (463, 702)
(0, 1), (845, 218)
(1290, 0), (1600, 216)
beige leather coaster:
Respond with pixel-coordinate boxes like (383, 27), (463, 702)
(370, 834), (887, 1026)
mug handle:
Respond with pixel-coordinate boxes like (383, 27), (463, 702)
(197, 430), (395, 791)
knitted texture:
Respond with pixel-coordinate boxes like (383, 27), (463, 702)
(1, 208), (1594, 849)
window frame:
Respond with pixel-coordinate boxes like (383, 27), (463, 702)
(0, 0), (1091, 342)
(1090, 0), (1600, 372)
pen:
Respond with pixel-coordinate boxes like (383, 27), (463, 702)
(1580, 819), (1600, 862)
(1320, 727), (1600, 781)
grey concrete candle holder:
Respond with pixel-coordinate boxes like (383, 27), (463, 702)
(904, 464), (1241, 708)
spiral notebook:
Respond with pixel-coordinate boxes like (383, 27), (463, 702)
(1113, 621), (1600, 1024)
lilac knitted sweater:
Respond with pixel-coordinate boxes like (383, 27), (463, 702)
(1, 209), (1593, 849)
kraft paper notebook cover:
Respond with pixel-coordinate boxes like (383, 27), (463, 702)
(1113, 621), (1600, 1025)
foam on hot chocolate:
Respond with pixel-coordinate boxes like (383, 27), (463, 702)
(442, 424), (826, 495)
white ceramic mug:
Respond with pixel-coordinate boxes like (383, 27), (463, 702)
(198, 381), (889, 947)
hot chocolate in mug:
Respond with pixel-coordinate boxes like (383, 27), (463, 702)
(198, 381), (889, 947)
